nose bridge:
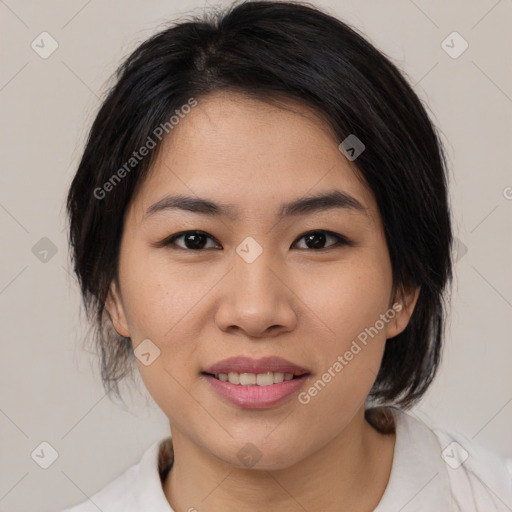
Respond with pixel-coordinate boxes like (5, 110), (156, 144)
(214, 236), (297, 336)
(233, 235), (281, 299)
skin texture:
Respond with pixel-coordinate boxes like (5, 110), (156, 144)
(106, 91), (420, 511)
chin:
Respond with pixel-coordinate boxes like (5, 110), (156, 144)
(210, 436), (307, 471)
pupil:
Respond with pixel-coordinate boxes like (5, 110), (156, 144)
(306, 232), (326, 249)
(186, 233), (207, 250)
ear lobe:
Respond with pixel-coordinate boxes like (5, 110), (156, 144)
(104, 280), (130, 338)
(386, 286), (421, 340)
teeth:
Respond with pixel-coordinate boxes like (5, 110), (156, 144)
(257, 372), (274, 386)
(239, 373), (256, 385)
(273, 372), (284, 383)
(216, 371), (297, 386)
(227, 372), (239, 384)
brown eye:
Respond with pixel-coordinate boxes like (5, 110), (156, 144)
(160, 231), (220, 250)
(293, 230), (352, 250)
(156, 229), (352, 252)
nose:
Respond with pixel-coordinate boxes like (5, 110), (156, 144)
(214, 244), (298, 338)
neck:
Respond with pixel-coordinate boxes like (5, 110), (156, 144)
(163, 407), (395, 512)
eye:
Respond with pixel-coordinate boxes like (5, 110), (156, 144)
(292, 230), (352, 250)
(156, 229), (352, 251)
(158, 230), (220, 251)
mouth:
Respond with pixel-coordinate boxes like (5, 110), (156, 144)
(200, 356), (311, 409)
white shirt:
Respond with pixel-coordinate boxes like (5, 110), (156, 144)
(61, 409), (512, 511)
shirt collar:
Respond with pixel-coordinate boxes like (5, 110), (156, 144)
(373, 408), (454, 511)
(132, 436), (175, 511)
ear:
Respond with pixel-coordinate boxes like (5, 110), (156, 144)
(104, 279), (130, 338)
(385, 285), (420, 340)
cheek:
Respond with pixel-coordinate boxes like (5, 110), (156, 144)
(308, 252), (393, 343)
(117, 244), (217, 340)
(297, 273), (390, 422)
(296, 251), (392, 406)
(116, 246), (218, 404)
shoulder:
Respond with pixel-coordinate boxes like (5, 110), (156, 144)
(378, 408), (512, 511)
(431, 418), (512, 511)
(60, 437), (173, 512)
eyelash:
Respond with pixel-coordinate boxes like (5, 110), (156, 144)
(155, 230), (354, 251)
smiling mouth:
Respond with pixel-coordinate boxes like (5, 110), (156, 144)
(202, 371), (307, 386)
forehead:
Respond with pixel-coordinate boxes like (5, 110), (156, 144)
(132, 91), (379, 226)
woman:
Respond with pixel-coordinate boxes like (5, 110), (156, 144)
(63, 1), (511, 510)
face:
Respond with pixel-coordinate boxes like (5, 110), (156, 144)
(106, 91), (418, 470)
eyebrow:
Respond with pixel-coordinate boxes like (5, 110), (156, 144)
(144, 190), (368, 221)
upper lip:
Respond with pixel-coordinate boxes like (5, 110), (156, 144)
(202, 356), (310, 376)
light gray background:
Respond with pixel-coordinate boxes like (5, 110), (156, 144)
(1, 0), (511, 510)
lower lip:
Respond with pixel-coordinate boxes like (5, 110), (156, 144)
(202, 374), (309, 409)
